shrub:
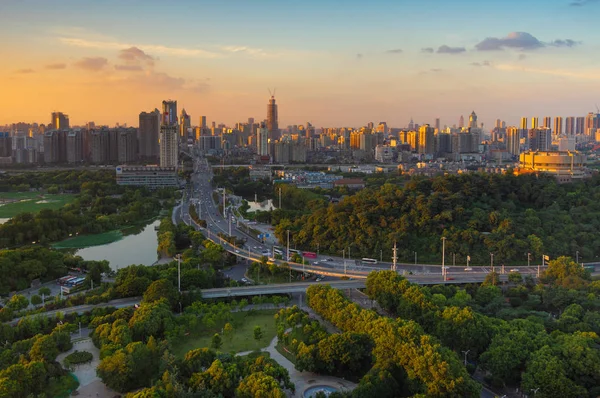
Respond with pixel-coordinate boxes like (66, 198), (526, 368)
(64, 350), (93, 367)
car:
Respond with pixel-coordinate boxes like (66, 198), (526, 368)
(446, 277), (455, 281)
(326, 258), (334, 261)
(234, 250), (240, 254)
(316, 277), (323, 282)
(313, 261), (320, 265)
(510, 268), (520, 272)
(241, 277), (248, 283)
(464, 267), (473, 271)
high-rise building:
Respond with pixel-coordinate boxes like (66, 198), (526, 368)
(418, 125), (435, 155)
(585, 112), (600, 136)
(554, 117), (563, 136)
(200, 116), (207, 129)
(520, 117), (528, 131)
(0, 132), (12, 158)
(43, 130), (67, 163)
(118, 128), (138, 163)
(528, 128), (552, 151)
(179, 109), (191, 139)
(506, 127), (520, 156)
(267, 96), (278, 139)
(66, 130), (83, 163)
(51, 112), (70, 130)
(162, 100), (177, 126)
(90, 129), (109, 164)
(543, 117), (552, 129)
(257, 122), (269, 156)
(458, 115), (464, 129)
(576, 117), (585, 134)
(159, 124), (178, 167)
(565, 117), (575, 135)
(468, 111), (477, 129)
(531, 117), (539, 129)
(139, 109), (160, 160)
(495, 119), (502, 129)
(435, 118), (441, 131)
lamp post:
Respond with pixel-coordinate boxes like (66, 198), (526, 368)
(442, 237), (446, 279)
(528, 252), (531, 267)
(176, 254), (181, 292)
(462, 349), (470, 366)
(287, 230), (291, 282)
(414, 251), (417, 265)
(490, 253), (494, 273)
(576, 250), (579, 264)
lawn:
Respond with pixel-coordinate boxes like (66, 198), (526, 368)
(52, 230), (123, 249)
(0, 192), (76, 218)
(171, 309), (278, 357)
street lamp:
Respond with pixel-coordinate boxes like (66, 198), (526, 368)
(490, 253), (494, 273)
(576, 250), (579, 264)
(176, 254), (182, 292)
(527, 252), (531, 267)
(441, 237), (447, 279)
(461, 349), (470, 366)
(414, 251), (417, 265)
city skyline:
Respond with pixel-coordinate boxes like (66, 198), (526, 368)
(2, 0), (600, 128)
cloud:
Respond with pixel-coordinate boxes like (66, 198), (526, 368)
(385, 48), (403, 54)
(74, 57), (108, 71)
(118, 46), (155, 66)
(495, 64), (600, 80)
(475, 32), (544, 51)
(436, 45), (466, 54)
(570, 0), (598, 6)
(421, 47), (434, 53)
(15, 68), (34, 74)
(45, 63), (67, 70)
(518, 54), (527, 60)
(356, 53), (363, 59)
(548, 39), (580, 47)
(470, 60), (492, 67)
(430, 68), (443, 72)
(115, 64), (143, 71)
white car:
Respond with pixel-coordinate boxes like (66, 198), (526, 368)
(464, 267), (473, 271)
(510, 268), (520, 272)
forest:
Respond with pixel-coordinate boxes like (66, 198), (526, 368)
(273, 172), (600, 265)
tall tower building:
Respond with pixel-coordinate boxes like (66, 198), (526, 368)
(418, 125), (435, 155)
(162, 100), (177, 126)
(543, 117), (552, 129)
(160, 100), (178, 168)
(531, 117), (539, 129)
(458, 115), (464, 129)
(267, 96), (279, 139)
(435, 118), (441, 131)
(179, 109), (191, 139)
(554, 117), (563, 136)
(520, 117), (528, 131)
(506, 127), (520, 156)
(565, 117), (575, 135)
(528, 128), (551, 151)
(51, 112), (70, 130)
(468, 111), (477, 129)
(139, 109), (161, 160)
(256, 122), (269, 156)
(199, 116), (207, 129)
(585, 112), (600, 136)
(576, 117), (585, 134)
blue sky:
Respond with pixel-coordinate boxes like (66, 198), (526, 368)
(1, 0), (599, 128)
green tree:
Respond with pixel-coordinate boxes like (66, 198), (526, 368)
(236, 371), (286, 398)
(211, 333), (222, 350)
(142, 279), (178, 307)
(253, 326), (263, 341)
(508, 272), (523, 284)
(223, 322), (234, 341)
(30, 295), (42, 306)
(29, 335), (59, 362)
(7, 294), (29, 311)
(544, 256), (588, 285)
(38, 287), (51, 296)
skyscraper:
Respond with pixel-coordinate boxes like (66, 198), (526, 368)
(585, 112), (600, 136)
(435, 118), (440, 131)
(531, 117), (539, 129)
(543, 117), (552, 129)
(139, 109), (161, 160)
(162, 100), (177, 126)
(267, 96), (278, 139)
(257, 122), (269, 156)
(418, 125), (435, 154)
(506, 127), (520, 156)
(520, 117), (528, 131)
(468, 111), (477, 129)
(200, 116), (207, 129)
(576, 117), (585, 134)
(160, 100), (178, 168)
(554, 117), (563, 136)
(458, 115), (464, 129)
(565, 117), (575, 135)
(51, 112), (69, 130)
(179, 108), (191, 139)
(528, 128), (551, 151)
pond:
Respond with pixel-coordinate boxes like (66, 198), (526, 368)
(75, 219), (160, 271)
(303, 385), (338, 398)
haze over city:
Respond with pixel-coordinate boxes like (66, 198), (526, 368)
(2, 0), (600, 128)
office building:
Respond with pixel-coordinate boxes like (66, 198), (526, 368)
(180, 109), (191, 139)
(51, 112), (69, 130)
(458, 116), (464, 129)
(267, 96), (279, 139)
(138, 109), (160, 160)
(554, 117), (563, 136)
(585, 112), (600, 136)
(162, 100), (177, 126)
(468, 111), (478, 129)
(116, 165), (178, 188)
(531, 117), (539, 129)
(90, 129), (109, 164)
(118, 128), (137, 163)
(0, 132), (12, 158)
(43, 130), (67, 163)
(257, 122), (269, 156)
(543, 117), (552, 129)
(199, 116), (207, 129)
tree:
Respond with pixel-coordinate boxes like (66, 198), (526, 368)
(30, 295), (42, 306)
(211, 333), (222, 350)
(253, 326), (263, 341)
(6, 294), (28, 311)
(236, 371), (286, 398)
(223, 323), (234, 341)
(29, 335), (59, 362)
(143, 279), (178, 307)
(482, 271), (499, 287)
(508, 272), (523, 284)
(544, 256), (588, 285)
(38, 287), (51, 296)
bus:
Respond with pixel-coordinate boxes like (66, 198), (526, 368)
(273, 247), (283, 255)
(58, 276), (77, 285)
(361, 258), (378, 264)
(303, 252), (317, 259)
(584, 265), (596, 273)
(66, 277), (86, 287)
(288, 249), (301, 255)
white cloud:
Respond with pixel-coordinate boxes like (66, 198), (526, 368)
(495, 64), (600, 80)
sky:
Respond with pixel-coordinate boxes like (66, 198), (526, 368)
(1, 0), (600, 130)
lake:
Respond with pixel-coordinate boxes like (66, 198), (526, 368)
(75, 219), (160, 270)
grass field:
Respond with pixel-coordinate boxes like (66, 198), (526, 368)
(171, 310), (278, 357)
(0, 192), (76, 218)
(52, 230), (124, 249)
